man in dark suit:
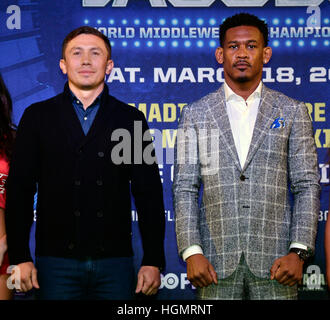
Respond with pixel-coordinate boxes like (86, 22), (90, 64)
(5, 26), (165, 300)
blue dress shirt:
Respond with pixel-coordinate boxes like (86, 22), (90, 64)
(71, 92), (101, 135)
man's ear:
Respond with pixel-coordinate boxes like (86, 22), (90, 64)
(263, 46), (272, 65)
(105, 60), (114, 75)
(215, 47), (224, 64)
(59, 59), (67, 75)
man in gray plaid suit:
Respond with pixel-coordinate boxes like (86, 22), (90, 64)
(173, 13), (320, 300)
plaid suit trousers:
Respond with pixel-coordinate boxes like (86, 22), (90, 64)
(197, 253), (297, 300)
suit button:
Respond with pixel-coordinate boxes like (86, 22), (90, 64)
(75, 180), (81, 186)
(97, 211), (103, 218)
(240, 175), (246, 181)
(68, 242), (75, 250)
(78, 148), (83, 154)
(98, 151), (104, 158)
(96, 180), (103, 186)
(74, 210), (80, 217)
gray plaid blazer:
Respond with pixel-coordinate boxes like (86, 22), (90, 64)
(173, 84), (320, 280)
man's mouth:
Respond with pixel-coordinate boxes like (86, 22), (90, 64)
(234, 61), (250, 69)
(79, 70), (95, 75)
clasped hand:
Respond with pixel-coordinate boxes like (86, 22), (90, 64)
(186, 253), (303, 288)
(270, 252), (304, 287)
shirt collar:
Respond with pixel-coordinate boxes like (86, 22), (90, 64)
(224, 81), (262, 103)
(69, 89), (102, 109)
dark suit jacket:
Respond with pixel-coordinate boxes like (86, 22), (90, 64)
(6, 83), (165, 269)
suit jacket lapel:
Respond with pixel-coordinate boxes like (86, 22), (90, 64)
(210, 85), (241, 172)
(60, 85), (86, 148)
(79, 87), (117, 150)
(60, 83), (116, 151)
(242, 84), (279, 171)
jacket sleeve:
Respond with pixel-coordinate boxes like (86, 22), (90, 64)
(288, 102), (320, 252)
(173, 105), (202, 257)
(130, 111), (165, 269)
(5, 106), (39, 265)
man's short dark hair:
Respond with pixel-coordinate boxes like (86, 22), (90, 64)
(62, 26), (112, 59)
(219, 13), (269, 47)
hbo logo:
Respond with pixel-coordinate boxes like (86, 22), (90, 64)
(160, 273), (195, 290)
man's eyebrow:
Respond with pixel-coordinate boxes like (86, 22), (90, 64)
(70, 46), (102, 51)
(227, 40), (258, 44)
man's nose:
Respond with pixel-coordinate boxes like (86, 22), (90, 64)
(81, 53), (92, 64)
(236, 46), (248, 58)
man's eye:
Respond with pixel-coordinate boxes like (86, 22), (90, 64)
(73, 51), (80, 55)
(92, 51), (100, 55)
(229, 45), (238, 49)
(248, 45), (256, 48)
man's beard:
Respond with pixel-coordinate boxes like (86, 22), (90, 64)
(236, 76), (249, 83)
